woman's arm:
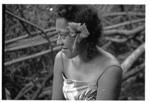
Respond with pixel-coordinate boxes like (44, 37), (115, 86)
(96, 66), (123, 100)
(52, 51), (65, 100)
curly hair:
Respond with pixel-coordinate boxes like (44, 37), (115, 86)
(56, 5), (103, 61)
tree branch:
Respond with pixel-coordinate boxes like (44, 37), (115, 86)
(4, 46), (61, 66)
(15, 82), (34, 99)
(5, 10), (54, 54)
(38, 87), (52, 98)
(105, 37), (128, 43)
(121, 43), (145, 74)
(104, 25), (145, 36)
(31, 74), (52, 99)
(123, 63), (144, 81)
(103, 12), (145, 17)
(17, 6), (32, 37)
(5, 32), (57, 52)
(104, 19), (145, 30)
(5, 28), (55, 44)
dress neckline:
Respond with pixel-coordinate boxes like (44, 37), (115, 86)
(62, 73), (97, 85)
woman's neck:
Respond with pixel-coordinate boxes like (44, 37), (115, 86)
(72, 47), (102, 64)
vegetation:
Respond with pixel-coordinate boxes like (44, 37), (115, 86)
(3, 5), (145, 100)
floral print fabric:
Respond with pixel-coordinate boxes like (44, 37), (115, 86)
(62, 74), (97, 100)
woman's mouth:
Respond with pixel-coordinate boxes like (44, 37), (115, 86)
(62, 47), (69, 54)
(62, 47), (68, 50)
(62, 47), (68, 51)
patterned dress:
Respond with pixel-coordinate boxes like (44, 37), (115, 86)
(62, 73), (97, 100)
(60, 51), (121, 100)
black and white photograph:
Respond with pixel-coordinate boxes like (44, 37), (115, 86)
(2, 4), (145, 100)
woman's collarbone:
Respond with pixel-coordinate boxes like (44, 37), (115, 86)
(67, 61), (103, 82)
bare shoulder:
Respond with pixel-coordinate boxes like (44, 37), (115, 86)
(55, 51), (63, 60)
(54, 51), (64, 71)
(105, 51), (120, 67)
(54, 51), (69, 72)
(101, 49), (122, 77)
(55, 50), (68, 61)
(97, 48), (122, 84)
(97, 47), (122, 73)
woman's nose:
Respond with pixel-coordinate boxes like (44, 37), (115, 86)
(57, 35), (63, 45)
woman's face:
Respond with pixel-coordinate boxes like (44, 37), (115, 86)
(56, 18), (78, 58)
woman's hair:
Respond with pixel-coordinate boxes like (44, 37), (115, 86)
(56, 5), (103, 61)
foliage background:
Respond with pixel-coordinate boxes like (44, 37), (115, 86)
(3, 5), (145, 100)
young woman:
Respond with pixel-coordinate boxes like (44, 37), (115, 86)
(52, 5), (122, 100)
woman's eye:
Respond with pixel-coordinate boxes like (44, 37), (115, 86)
(59, 33), (67, 39)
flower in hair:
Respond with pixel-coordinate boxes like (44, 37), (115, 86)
(79, 23), (90, 39)
(66, 22), (90, 51)
(67, 22), (90, 40)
